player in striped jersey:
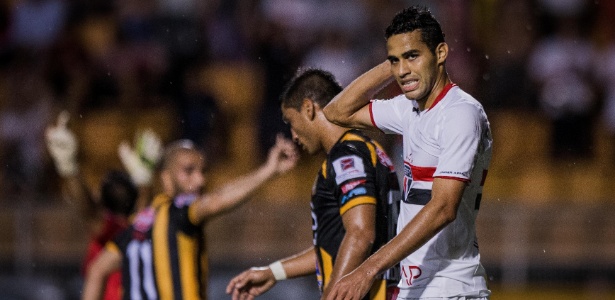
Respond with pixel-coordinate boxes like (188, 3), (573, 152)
(323, 6), (492, 300)
(226, 69), (400, 300)
(82, 135), (298, 300)
(46, 112), (161, 300)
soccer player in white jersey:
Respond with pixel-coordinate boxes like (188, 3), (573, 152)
(322, 6), (493, 300)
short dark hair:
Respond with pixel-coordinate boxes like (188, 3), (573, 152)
(280, 68), (342, 111)
(385, 6), (445, 53)
(100, 170), (138, 216)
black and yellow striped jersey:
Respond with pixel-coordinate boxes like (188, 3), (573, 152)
(311, 129), (401, 299)
(107, 193), (207, 300)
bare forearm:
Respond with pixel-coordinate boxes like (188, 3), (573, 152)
(82, 272), (105, 300)
(82, 250), (121, 300)
(279, 247), (317, 279)
(324, 61), (393, 127)
(63, 175), (98, 219)
(325, 233), (373, 292)
(360, 201), (454, 278)
(195, 163), (278, 221)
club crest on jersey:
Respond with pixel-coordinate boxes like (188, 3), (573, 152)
(333, 155), (366, 184)
(340, 158), (354, 170)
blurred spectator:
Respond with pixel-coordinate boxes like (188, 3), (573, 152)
(527, 2), (598, 160)
(177, 62), (227, 160)
(8, 0), (67, 50)
(592, 0), (615, 163)
(432, 0), (482, 96)
(0, 55), (54, 196)
(0, 2), (10, 54)
(251, 16), (300, 158)
(302, 29), (364, 87)
(480, 0), (538, 110)
(44, 29), (92, 114)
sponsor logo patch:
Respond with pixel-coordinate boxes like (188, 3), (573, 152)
(341, 187), (367, 204)
(333, 155), (366, 184)
(341, 179), (366, 194)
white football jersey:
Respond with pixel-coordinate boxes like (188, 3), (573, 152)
(370, 84), (492, 298)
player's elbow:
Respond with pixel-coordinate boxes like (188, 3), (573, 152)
(322, 104), (347, 126)
(347, 226), (376, 250)
(439, 205), (458, 225)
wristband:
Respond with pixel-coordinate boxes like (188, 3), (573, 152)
(269, 261), (287, 281)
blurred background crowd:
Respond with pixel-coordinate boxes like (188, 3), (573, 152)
(1, 0), (615, 299)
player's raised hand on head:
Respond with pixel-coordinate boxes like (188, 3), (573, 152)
(226, 267), (277, 300)
(265, 133), (299, 175)
(118, 128), (163, 186)
(46, 111), (79, 177)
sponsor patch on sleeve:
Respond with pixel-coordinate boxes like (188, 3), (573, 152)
(341, 179), (366, 194)
(332, 155), (366, 184)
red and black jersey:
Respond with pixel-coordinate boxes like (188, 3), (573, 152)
(83, 212), (129, 300)
(311, 129), (400, 299)
(107, 193), (207, 300)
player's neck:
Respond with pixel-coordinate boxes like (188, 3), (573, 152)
(419, 72), (451, 111)
(321, 123), (348, 153)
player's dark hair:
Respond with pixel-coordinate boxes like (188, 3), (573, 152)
(385, 6), (445, 53)
(280, 68), (343, 111)
(100, 170), (138, 216)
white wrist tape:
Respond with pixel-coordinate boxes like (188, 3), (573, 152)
(269, 261), (287, 281)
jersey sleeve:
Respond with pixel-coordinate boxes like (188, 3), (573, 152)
(329, 142), (378, 215)
(174, 202), (202, 236)
(105, 240), (122, 255)
(434, 102), (484, 181)
(108, 225), (134, 257)
(369, 95), (412, 134)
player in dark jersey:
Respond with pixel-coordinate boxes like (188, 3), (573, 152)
(226, 69), (400, 300)
(46, 112), (160, 300)
(82, 135), (298, 300)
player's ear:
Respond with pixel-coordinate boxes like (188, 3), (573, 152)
(301, 98), (315, 121)
(435, 42), (448, 64)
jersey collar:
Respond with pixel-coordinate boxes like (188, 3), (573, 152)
(152, 193), (172, 209)
(426, 83), (456, 111)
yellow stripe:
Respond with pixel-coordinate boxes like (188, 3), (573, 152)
(369, 279), (387, 300)
(319, 248), (334, 290)
(200, 247), (208, 299)
(152, 194), (171, 208)
(340, 132), (364, 143)
(105, 242), (120, 254)
(321, 160), (327, 178)
(153, 203), (173, 299)
(341, 133), (377, 166)
(340, 196), (377, 215)
(365, 142), (377, 166)
(177, 232), (200, 300)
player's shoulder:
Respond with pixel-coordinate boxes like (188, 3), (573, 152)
(331, 130), (372, 156)
(440, 87), (487, 119)
(328, 130), (381, 170)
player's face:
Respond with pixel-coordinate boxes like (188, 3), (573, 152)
(386, 30), (441, 102)
(169, 150), (206, 195)
(281, 105), (321, 154)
